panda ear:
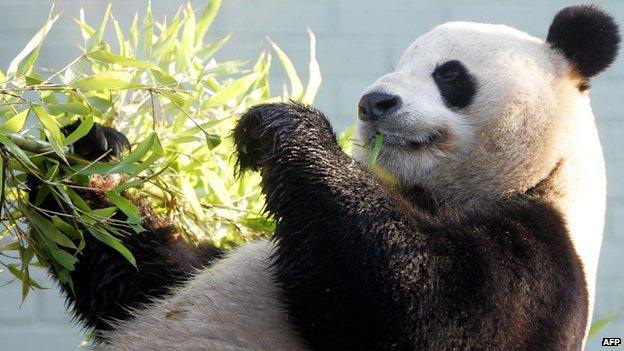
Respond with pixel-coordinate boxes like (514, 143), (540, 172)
(547, 5), (620, 77)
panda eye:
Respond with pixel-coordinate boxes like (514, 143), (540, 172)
(437, 70), (460, 82)
(432, 60), (478, 109)
(433, 61), (466, 82)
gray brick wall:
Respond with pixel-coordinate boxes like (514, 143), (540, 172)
(0, 1), (621, 350)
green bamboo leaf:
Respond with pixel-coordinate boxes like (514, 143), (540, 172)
(86, 50), (160, 70)
(63, 114), (93, 146)
(107, 133), (159, 175)
(105, 191), (142, 224)
(195, 0), (221, 47)
(206, 134), (221, 149)
(129, 13), (139, 49)
(205, 73), (260, 107)
(47, 103), (91, 116)
(7, 12), (59, 77)
(48, 247), (77, 271)
(268, 38), (304, 99)
(303, 29), (322, 104)
(368, 134), (384, 167)
(137, 2), (154, 59)
(0, 109), (29, 133)
(32, 104), (66, 162)
(28, 209), (77, 249)
(181, 4), (197, 54)
(64, 186), (92, 212)
(73, 13), (95, 40)
(204, 170), (231, 205)
(91, 207), (117, 218)
(153, 11), (186, 59)
(180, 176), (205, 220)
(150, 69), (178, 86)
(111, 15), (127, 56)
(195, 34), (231, 61)
(240, 217), (276, 233)
(0, 241), (20, 252)
(85, 3), (111, 51)
(87, 224), (136, 266)
(51, 216), (83, 241)
(588, 314), (617, 339)
(0, 135), (38, 170)
(73, 71), (142, 90)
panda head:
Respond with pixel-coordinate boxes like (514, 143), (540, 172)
(355, 5), (619, 204)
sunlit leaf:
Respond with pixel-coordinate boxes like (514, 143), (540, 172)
(7, 11), (59, 77)
(32, 104), (66, 162)
(85, 3), (111, 51)
(195, 0), (221, 47)
(0, 109), (29, 133)
(303, 29), (322, 104)
(73, 71), (142, 90)
(269, 38), (304, 99)
(205, 73), (260, 107)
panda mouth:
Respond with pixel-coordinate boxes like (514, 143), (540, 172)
(374, 130), (445, 150)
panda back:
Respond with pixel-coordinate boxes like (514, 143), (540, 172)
(99, 240), (308, 351)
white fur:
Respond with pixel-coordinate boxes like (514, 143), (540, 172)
(99, 240), (308, 351)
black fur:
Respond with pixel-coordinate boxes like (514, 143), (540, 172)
(28, 123), (223, 336)
(547, 5), (620, 77)
(432, 60), (477, 109)
(234, 102), (588, 351)
(63, 123), (131, 161)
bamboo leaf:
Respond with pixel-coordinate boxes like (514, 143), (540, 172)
(85, 3), (111, 51)
(0, 109), (29, 133)
(195, 34), (231, 61)
(137, 2), (154, 59)
(48, 247), (77, 270)
(32, 104), (66, 162)
(0, 135), (38, 170)
(28, 209), (77, 249)
(87, 224), (136, 266)
(181, 4), (197, 54)
(206, 73), (260, 107)
(105, 191), (142, 224)
(73, 71), (142, 90)
(368, 134), (384, 167)
(63, 114), (93, 146)
(111, 15), (127, 56)
(86, 50), (159, 70)
(7, 12), (59, 77)
(195, 0), (221, 47)
(269, 38), (304, 99)
(303, 29), (322, 104)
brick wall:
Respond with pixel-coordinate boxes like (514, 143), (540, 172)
(0, 1), (621, 349)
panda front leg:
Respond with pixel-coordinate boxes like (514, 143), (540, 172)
(28, 123), (223, 338)
(234, 102), (588, 351)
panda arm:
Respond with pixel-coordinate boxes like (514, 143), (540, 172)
(234, 103), (587, 350)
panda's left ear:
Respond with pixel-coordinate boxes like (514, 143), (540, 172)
(547, 5), (620, 77)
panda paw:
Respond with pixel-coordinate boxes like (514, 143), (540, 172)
(233, 102), (335, 172)
(63, 122), (131, 161)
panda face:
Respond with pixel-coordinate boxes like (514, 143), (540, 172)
(356, 21), (581, 203)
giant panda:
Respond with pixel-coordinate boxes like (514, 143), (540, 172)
(29, 5), (619, 351)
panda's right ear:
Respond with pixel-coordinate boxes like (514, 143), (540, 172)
(547, 5), (620, 77)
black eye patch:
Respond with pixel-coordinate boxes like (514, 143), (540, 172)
(432, 60), (478, 109)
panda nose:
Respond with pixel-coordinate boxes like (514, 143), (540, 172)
(358, 93), (402, 121)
